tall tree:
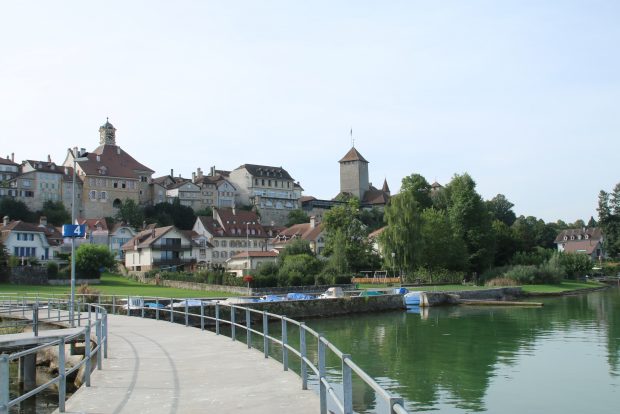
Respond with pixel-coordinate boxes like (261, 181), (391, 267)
(0, 198), (35, 222)
(419, 208), (467, 271)
(400, 173), (432, 210)
(115, 199), (144, 228)
(37, 200), (70, 226)
(444, 173), (495, 273)
(286, 209), (310, 227)
(598, 185), (620, 257)
(379, 190), (424, 274)
(486, 194), (517, 226)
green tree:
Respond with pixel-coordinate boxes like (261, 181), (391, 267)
(286, 209), (310, 227)
(75, 244), (115, 278)
(400, 173), (432, 210)
(379, 190), (424, 274)
(360, 207), (385, 233)
(444, 173), (495, 273)
(37, 200), (70, 226)
(491, 220), (519, 266)
(143, 199), (196, 230)
(279, 238), (314, 263)
(115, 199), (144, 228)
(486, 194), (517, 226)
(323, 199), (377, 272)
(323, 230), (349, 276)
(0, 198), (35, 222)
(419, 208), (467, 271)
(278, 254), (323, 283)
(195, 207), (213, 217)
(598, 185), (620, 257)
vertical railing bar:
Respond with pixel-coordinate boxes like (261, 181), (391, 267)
(215, 303), (220, 335)
(200, 301), (205, 331)
(246, 309), (251, 349)
(231, 306), (236, 341)
(58, 337), (66, 412)
(342, 354), (353, 414)
(282, 317), (288, 371)
(263, 311), (268, 359)
(185, 300), (189, 327)
(103, 312), (108, 359)
(0, 354), (9, 414)
(318, 337), (327, 414)
(84, 322), (92, 387)
(96, 318), (102, 370)
(156, 298), (160, 320)
(300, 322), (308, 390)
(32, 303), (39, 337)
(170, 298), (174, 323)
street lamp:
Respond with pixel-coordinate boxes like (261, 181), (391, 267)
(246, 222), (250, 275)
(68, 147), (89, 327)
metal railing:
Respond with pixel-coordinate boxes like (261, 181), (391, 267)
(0, 293), (408, 413)
(0, 298), (108, 413)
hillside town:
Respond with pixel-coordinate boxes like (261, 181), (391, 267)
(0, 119), (392, 274)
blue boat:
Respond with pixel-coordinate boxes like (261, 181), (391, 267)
(404, 291), (421, 306)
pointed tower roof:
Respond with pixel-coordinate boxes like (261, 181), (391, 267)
(382, 178), (390, 193)
(339, 147), (369, 163)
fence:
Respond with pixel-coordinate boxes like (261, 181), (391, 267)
(0, 293), (408, 414)
(0, 298), (108, 413)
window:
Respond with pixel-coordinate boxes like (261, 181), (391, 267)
(100, 191), (108, 201)
(213, 251), (219, 258)
(89, 190), (97, 200)
(221, 241), (227, 248)
(221, 251), (227, 258)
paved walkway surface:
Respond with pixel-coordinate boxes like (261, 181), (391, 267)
(59, 314), (319, 414)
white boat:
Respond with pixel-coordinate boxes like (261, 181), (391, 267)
(319, 287), (345, 299)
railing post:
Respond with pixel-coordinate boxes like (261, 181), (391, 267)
(85, 322), (92, 387)
(342, 354), (353, 414)
(156, 298), (160, 321)
(389, 397), (404, 414)
(215, 303), (220, 335)
(103, 312), (108, 359)
(0, 354), (9, 414)
(282, 317), (288, 371)
(77, 301), (81, 326)
(141, 298), (145, 318)
(318, 336), (327, 414)
(47, 299), (51, 319)
(96, 318), (102, 370)
(32, 303), (39, 337)
(185, 301), (189, 327)
(170, 298), (174, 323)
(200, 301), (205, 331)
(22, 298), (25, 317)
(57, 298), (61, 321)
(262, 311), (269, 358)
(58, 337), (66, 412)
(112, 295), (116, 315)
(246, 309), (251, 349)
(300, 322), (308, 390)
(231, 306), (236, 341)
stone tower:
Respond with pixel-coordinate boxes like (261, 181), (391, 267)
(99, 118), (116, 145)
(339, 146), (369, 200)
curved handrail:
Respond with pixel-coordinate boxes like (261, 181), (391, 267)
(0, 299), (108, 413)
(1, 293), (407, 413)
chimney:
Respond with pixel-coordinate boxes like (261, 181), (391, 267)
(47, 154), (51, 163)
(232, 205), (236, 215)
(39, 216), (47, 227)
(96, 155), (100, 162)
(210, 166), (216, 176)
(170, 169), (174, 178)
(197, 167), (203, 178)
(3, 216), (9, 227)
(192, 172), (196, 181)
(151, 229), (156, 238)
(11, 153), (14, 162)
(65, 167), (69, 175)
(310, 216), (316, 229)
(142, 221), (146, 230)
(117, 146), (121, 155)
(80, 148), (86, 156)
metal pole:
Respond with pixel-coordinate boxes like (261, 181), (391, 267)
(103, 313), (108, 359)
(58, 338), (66, 412)
(127, 295), (130, 317)
(96, 319), (102, 370)
(170, 298), (174, 323)
(389, 397), (405, 414)
(185, 301), (189, 327)
(318, 337), (327, 414)
(300, 322), (307, 390)
(156, 298), (160, 320)
(215, 303), (220, 335)
(263, 311), (268, 359)
(200, 302), (205, 331)
(231, 307), (236, 341)
(84, 322), (91, 387)
(0, 354), (9, 414)
(32, 303), (39, 337)
(246, 309), (251, 349)
(282, 317), (288, 371)
(77, 301), (81, 326)
(342, 354), (353, 414)
(112, 295), (116, 315)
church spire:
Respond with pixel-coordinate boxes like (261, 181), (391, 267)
(99, 118), (116, 145)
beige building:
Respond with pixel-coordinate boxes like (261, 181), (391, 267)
(272, 216), (325, 256)
(228, 164), (302, 226)
(123, 226), (197, 272)
(226, 250), (278, 277)
(63, 120), (154, 219)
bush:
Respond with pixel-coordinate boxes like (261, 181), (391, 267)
(46, 261), (59, 277)
(559, 253), (592, 279)
(333, 275), (352, 285)
(485, 277), (517, 287)
(75, 244), (115, 279)
(252, 275), (278, 288)
(409, 267), (465, 284)
(77, 284), (101, 303)
(503, 265), (539, 284)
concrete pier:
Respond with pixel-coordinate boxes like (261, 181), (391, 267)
(57, 314), (319, 414)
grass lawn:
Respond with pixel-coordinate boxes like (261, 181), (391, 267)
(520, 280), (606, 294)
(0, 273), (232, 298)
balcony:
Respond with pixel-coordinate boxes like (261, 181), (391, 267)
(152, 258), (196, 267)
(150, 244), (193, 252)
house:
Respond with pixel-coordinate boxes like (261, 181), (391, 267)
(63, 119), (154, 219)
(192, 207), (268, 265)
(555, 227), (605, 261)
(272, 216), (325, 256)
(109, 222), (137, 261)
(368, 226), (387, 257)
(192, 167), (237, 209)
(228, 164), (302, 226)
(1, 216), (63, 262)
(122, 225), (197, 272)
(226, 250), (279, 277)
(77, 218), (109, 247)
(0, 155), (20, 199)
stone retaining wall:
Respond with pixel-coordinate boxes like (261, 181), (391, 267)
(421, 287), (523, 307)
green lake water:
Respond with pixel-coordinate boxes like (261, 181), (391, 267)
(303, 287), (620, 413)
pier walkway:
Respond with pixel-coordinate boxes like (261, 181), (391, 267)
(58, 314), (318, 414)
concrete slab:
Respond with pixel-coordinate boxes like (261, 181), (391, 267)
(56, 314), (319, 414)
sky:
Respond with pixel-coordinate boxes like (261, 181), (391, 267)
(1, 1), (619, 223)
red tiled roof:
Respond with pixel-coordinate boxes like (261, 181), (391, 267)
(77, 144), (154, 179)
(554, 227), (603, 243)
(78, 218), (108, 232)
(368, 226), (386, 239)
(230, 251), (278, 259)
(235, 164), (294, 180)
(0, 157), (18, 166)
(562, 240), (602, 255)
(121, 226), (196, 250)
(198, 208), (266, 238)
(273, 222), (323, 246)
(339, 147), (368, 163)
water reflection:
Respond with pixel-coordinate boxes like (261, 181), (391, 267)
(304, 287), (620, 413)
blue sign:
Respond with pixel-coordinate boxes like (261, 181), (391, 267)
(62, 224), (87, 238)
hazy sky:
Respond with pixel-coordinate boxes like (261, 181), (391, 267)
(2, 1), (618, 223)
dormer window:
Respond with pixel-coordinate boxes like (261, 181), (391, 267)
(585, 234), (589, 240)
(578, 235), (582, 240)
(563, 236), (568, 241)
(571, 236), (575, 240)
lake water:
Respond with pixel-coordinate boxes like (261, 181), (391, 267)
(303, 287), (620, 413)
